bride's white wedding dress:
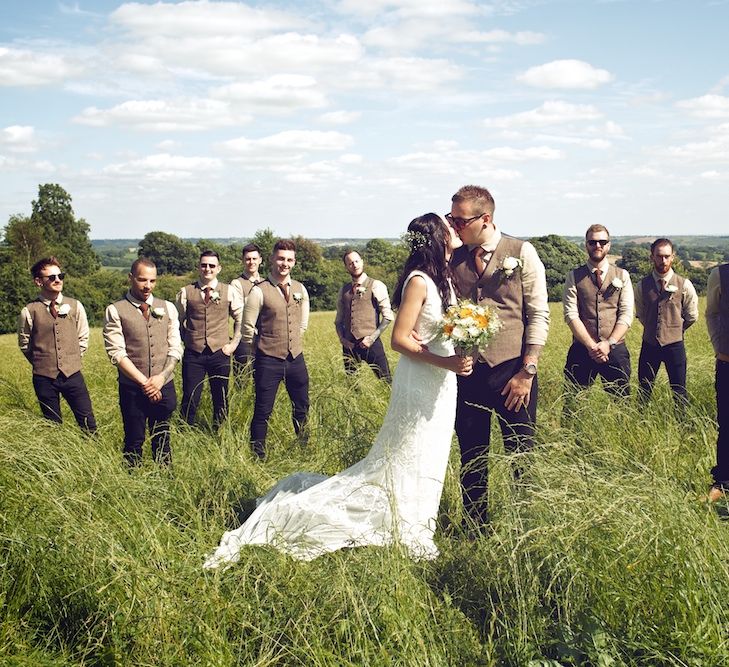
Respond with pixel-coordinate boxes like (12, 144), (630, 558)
(204, 271), (456, 567)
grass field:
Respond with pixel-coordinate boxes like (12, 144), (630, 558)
(1, 303), (727, 666)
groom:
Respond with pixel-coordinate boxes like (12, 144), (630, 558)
(448, 185), (550, 525)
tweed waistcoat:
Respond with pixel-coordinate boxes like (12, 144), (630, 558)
(114, 296), (171, 384)
(574, 264), (624, 343)
(256, 279), (304, 359)
(451, 235), (526, 366)
(231, 275), (259, 299)
(341, 277), (379, 340)
(640, 273), (685, 346)
(26, 298), (82, 379)
(182, 282), (230, 353)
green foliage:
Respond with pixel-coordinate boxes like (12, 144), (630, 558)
(2, 214), (46, 272)
(251, 228), (276, 261)
(618, 244), (652, 277)
(529, 234), (585, 301)
(138, 231), (198, 275)
(0, 306), (726, 665)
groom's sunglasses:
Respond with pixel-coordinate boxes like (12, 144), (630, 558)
(41, 273), (65, 282)
(586, 239), (609, 247)
(445, 212), (485, 230)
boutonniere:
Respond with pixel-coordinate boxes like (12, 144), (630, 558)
(611, 277), (624, 289)
(498, 256), (523, 278)
(292, 292), (303, 303)
(210, 290), (221, 304)
(57, 303), (71, 317)
(151, 306), (166, 319)
(665, 284), (678, 294)
(355, 285), (366, 297)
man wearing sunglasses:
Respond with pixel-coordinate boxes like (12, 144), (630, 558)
(449, 185), (550, 527)
(18, 257), (97, 433)
(176, 250), (243, 429)
(562, 224), (634, 412)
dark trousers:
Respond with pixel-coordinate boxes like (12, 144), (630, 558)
(712, 360), (729, 488)
(181, 347), (231, 427)
(455, 356), (537, 524)
(342, 337), (391, 383)
(119, 379), (177, 466)
(32, 371), (97, 434)
(637, 340), (688, 407)
(564, 341), (631, 397)
(250, 351), (309, 457)
(232, 339), (256, 386)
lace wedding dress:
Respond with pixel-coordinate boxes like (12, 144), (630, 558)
(204, 271), (456, 567)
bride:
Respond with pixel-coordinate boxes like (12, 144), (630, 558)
(204, 213), (473, 568)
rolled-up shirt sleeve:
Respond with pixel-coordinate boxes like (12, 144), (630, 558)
(616, 269), (634, 328)
(682, 278), (699, 329)
(17, 307), (32, 359)
(520, 241), (550, 346)
(562, 270), (579, 324)
(165, 300), (183, 361)
(371, 280), (393, 339)
(76, 301), (90, 355)
(103, 303), (127, 366)
(334, 286), (346, 336)
(300, 284), (310, 333)
(242, 286), (263, 344)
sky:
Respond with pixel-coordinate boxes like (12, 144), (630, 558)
(1, 0), (729, 241)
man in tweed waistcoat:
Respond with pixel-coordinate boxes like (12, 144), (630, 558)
(243, 239), (310, 458)
(104, 258), (182, 466)
(18, 256), (97, 433)
(231, 243), (263, 379)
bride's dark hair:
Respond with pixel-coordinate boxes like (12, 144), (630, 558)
(392, 213), (452, 312)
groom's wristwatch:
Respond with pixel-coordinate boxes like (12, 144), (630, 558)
(522, 362), (538, 376)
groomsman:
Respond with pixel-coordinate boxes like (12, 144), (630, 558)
(706, 262), (729, 502)
(562, 225), (634, 402)
(231, 243), (263, 376)
(18, 257), (97, 433)
(176, 250), (243, 428)
(635, 238), (698, 408)
(449, 185), (550, 525)
(334, 250), (393, 382)
(244, 239), (310, 458)
(103, 258), (182, 466)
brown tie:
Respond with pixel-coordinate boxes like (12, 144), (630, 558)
(595, 268), (603, 289)
(49, 301), (58, 319)
(278, 282), (290, 302)
(139, 302), (150, 321)
(472, 247), (486, 277)
(203, 286), (211, 304)
(659, 279), (666, 292)
(351, 282), (358, 294)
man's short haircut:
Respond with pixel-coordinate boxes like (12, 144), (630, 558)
(241, 243), (261, 258)
(585, 224), (610, 240)
(31, 256), (61, 279)
(451, 185), (495, 215)
(131, 257), (157, 275)
(199, 249), (220, 263)
(272, 239), (296, 254)
(342, 249), (361, 263)
(651, 237), (674, 253)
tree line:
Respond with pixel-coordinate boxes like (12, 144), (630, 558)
(0, 183), (716, 334)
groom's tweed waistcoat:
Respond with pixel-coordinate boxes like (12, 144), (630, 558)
(26, 298), (82, 379)
(452, 235), (526, 367)
(639, 273), (685, 346)
(341, 277), (379, 340)
(182, 282), (230, 353)
(719, 264), (729, 356)
(256, 279), (304, 359)
(573, 263), (624, 344)
(114, 296), (171, 385)
(231, 275), (258, 299)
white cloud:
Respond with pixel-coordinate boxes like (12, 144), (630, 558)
(564, 192), (599, 200)
(102, 153), (223, 182)
(663, 137), (729, 162)
(218, 131), (354, 162)
(461, 29), (545, 45)
(484, 101), (602, 128)
(73, 99), (252, 131)
(344, 57), (463, 91)
(482, 146), (562, 161)
(0, 47), (81, 86)
(212, 74), (327, 111)
(1, 126), (39, 153)
(517, 59), (613, 90)
(337, 0), (483, 20)
(676, 94), (729, 118)
(319, 110), (361, 125)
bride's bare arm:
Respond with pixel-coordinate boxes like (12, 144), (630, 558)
(390, 276), (472, 376)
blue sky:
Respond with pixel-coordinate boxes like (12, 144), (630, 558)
(1, 0), (729, 240)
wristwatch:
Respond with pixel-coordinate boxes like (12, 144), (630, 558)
(522, 362), (538, 376)
(607, 337), (618, 350)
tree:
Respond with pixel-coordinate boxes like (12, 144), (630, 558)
(618, 244), (652, 278)
(529, 234), (585, 301)
(2, 214), (46, 271)
(251, 228), (276, 262)
(137, 231), (198, 275)
(30, 183), (100, 275)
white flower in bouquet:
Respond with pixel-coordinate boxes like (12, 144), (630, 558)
(440, 299), (502, 356)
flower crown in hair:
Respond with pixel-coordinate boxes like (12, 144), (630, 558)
(402, 230), (430, 251)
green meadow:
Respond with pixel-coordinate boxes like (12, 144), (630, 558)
(1, 303), (727, 666)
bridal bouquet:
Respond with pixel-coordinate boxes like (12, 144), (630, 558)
(440, 299), (502, 357)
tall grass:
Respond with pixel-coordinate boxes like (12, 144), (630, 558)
(1, 305), (727, 665)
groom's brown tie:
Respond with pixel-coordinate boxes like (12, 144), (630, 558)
(472, 246), (486, 277)
(594, 268), (603, 289)
(49, 301), (58, 319)
(139, 302), (150, 321)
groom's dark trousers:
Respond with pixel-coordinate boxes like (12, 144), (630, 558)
(456, 355), (537, 524)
